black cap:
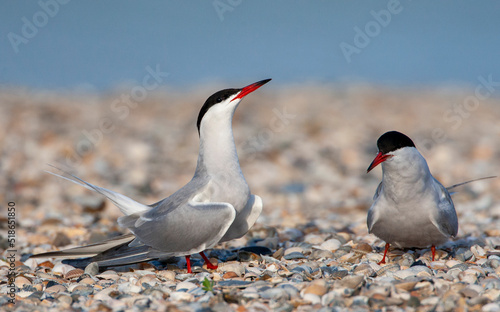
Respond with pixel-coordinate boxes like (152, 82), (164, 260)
(196, 88), (240, 134)
(377, 131), (415, 154)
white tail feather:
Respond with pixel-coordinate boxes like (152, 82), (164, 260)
(46, 165), (150, 216)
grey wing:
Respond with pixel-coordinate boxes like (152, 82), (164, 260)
(367, 182), (383, 233)
(118, 200), (236, 256)
(373, 182), (383, 200)
(220, 194), (262, 242)
(431, 178), (458, 237)
(367, 205), (376, 233)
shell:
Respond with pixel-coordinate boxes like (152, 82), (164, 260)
(376, 263), (400, 276)
(321, 266), (348, 279)
(65, 269), (84, 280)
(301, 280), (328, 296)
(336, 275), (364, 289)
(365, 252), (384, 263)
(45, 284), (67, 294)
(471, 245), (486, 258)
(52, 263), (76, 276)
(15, 276), (32, 288)
(96, 270), (120, 281)
(318, 239), (342, 252)
(157, 270), (176, 281)
(394, 281), (418, 292)
(450, 263), (469, 272)
(393, 266), (432, 280)
(353, 263), (375, 277)
(37, 261), (55, 269)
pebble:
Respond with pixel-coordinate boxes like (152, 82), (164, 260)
(301, 280), (327, 296)
(304, 234), (325, 245)
(218, 263), (245, 277)
(302, 293), (321, 304)
(283, 252), (306, 260)
(483, 303), (500, 312)
(310, 249), (334, 259)
(169, 291), (194, 302)
(258, 288), (285, 300)
(52, 232), (72, 247)
(84, 262), (99, 276)
(71, 284), (94, 296)
(157, 270), (176, 281)
(456, 248), (474, 262)
(218, 280), (251, 288)
(176, 281), (197, 292)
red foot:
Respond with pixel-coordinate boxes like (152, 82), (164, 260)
(431, 245), (436, 261)
(200, 252), (218, 270)
(185, 255), (192, 273)
(378, 243), (390, 265)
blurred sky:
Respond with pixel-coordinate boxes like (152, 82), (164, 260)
(1, 1), (500, 91)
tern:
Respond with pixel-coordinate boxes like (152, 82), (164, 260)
(31, 79), (271, 273)
(366, 131), (495, 264)
(366, 131), (458, 264)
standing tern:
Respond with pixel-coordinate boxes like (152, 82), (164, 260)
(32, 79), (271, 273)
(366, 131), (458, 264)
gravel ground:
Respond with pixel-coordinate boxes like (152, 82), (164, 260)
(1, 84), (500, 311)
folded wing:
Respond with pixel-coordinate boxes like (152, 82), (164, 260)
(119, 200), (237, 256)
(431, 178), (458, 237)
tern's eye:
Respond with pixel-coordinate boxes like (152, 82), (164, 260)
(216, 97), (223, 103)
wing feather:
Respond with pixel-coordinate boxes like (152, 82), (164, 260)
(220, 194), (262, 242)
(30, 234), (135, 259)
(430, 178), (458, 237)
(119, 200), (236, 256)
(367, 182), (383, 233)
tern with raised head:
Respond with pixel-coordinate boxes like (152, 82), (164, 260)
(32, 79), (271, 273)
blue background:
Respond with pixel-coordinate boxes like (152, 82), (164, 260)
(1, 1), (499, 90)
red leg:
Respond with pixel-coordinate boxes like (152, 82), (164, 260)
(185, 255), (192, 273)
(378, 243), (390, 265)
(431, 245), (436, 261)
(200, 252), (218, 270)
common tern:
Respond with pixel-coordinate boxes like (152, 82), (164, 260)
(366, 131), (458, 264)
(32, 79), (271, 273)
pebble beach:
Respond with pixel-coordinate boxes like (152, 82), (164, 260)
(1, 84), (500, 311)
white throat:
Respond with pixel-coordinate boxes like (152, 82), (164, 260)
(381, 147), (432, 199)
(195, 105), (244, 179)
